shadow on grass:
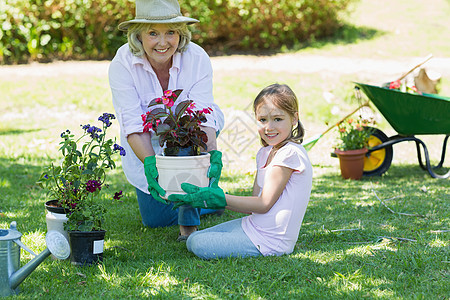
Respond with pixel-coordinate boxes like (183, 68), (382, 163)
(0, 127), (43, 136)
(0, 156), (50, 232)
(208, 24), (383, 57)
(303, 24), (384, 50)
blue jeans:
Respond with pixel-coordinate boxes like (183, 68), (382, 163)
(187, 218), (262, 259)
(136, 188), (218, 227)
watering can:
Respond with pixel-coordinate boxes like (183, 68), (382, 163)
(0, 221), (70, 296)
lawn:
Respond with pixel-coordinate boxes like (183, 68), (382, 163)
(1, 0), (449, 298)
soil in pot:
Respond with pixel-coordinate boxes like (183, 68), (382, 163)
(45, 200), (71, 214)
(68, 230), (106, 266)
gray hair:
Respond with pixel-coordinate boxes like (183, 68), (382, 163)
(127, 23), (191, 57)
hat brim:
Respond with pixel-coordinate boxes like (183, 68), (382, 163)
(118, 16), (199, 31)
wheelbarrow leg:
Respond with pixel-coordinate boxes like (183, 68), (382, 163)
(435, 135), (449, 169)
(414, 136), (450, 179)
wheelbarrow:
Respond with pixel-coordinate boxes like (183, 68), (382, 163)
(354, 82), (450, 179)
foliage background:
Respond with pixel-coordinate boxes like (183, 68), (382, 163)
(1, 0), (354, 64)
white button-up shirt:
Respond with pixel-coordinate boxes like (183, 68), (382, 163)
(108, 42), (224, 193)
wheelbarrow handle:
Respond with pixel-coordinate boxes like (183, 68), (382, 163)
(397, 54), (433, 81)
(321, 101), (370, 136)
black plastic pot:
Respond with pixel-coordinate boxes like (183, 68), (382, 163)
(44, 200), (71, 214)
(68, 230), (106, 266)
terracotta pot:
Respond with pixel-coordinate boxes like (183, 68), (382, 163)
(335, 148), (368, 180)
(156, 152), (210, 197)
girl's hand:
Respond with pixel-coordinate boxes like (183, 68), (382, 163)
(167, 183), (226, 209)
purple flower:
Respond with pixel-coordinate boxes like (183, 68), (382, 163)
(60, 129), (70, 139)
(86, 180), (102, 193)
(98, 113), (115, 128)
(113, 143), (126, 156)
(113, 191), (123, 200)
(81, 124), (102, 139)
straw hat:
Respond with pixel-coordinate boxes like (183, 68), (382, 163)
(118, 0), (199, 31)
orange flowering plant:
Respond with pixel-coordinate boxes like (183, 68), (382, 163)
(335, 117), (375, 151)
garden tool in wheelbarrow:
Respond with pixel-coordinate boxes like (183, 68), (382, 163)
(302, 101), (370, 151)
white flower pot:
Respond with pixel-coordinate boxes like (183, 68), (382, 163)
(44, 200), (69, 242)
(156, 153), (210, 197)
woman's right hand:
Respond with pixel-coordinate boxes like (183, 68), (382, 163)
(144, 156), (168, 204)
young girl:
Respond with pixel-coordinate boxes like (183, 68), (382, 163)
(168, 83), (313, 259)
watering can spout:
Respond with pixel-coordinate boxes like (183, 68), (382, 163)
(9, 248), (51, 290)
(0, 222), (70, 297)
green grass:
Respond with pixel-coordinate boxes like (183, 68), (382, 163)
(1, 0), (449, 298)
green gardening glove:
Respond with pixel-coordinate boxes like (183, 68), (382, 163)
(207, 150), (223, 188)
(144, 156), (167, 204)
(167, 183), (227, 210)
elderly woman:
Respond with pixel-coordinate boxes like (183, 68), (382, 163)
(108, 0), (224, 241)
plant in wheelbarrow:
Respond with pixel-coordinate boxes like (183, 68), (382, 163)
(334, 116), (375, 180)
(37, 113), (125, 265)
(141, 89), (218, 197)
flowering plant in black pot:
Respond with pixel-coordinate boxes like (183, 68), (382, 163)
(141, 89), (213, 156)
(37, 113), (125, 231)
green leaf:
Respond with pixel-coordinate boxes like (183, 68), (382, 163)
(156, 123), (171, 135)
(175, 100), (192, 118)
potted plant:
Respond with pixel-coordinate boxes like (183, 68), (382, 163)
(37, 113), (125, 265)
(141, 90), (213, 196)
(334, 116), (375, 180)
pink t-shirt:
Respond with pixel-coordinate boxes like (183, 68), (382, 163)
(241, 142), (313, 256)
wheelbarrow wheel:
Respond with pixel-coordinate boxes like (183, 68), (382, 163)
(363, 127), (393, 176)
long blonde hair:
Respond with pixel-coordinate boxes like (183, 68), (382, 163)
(253, 83), (305, 149)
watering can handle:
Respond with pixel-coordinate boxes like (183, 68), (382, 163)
(13, 239), (37, 256)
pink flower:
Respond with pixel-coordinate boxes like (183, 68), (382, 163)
(143, 122), (153, 133)
(164, 90), (173, 98)
(155, 97), (162, 104)
(162, 97), (170, 105)
(167, 100), (175, 108)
